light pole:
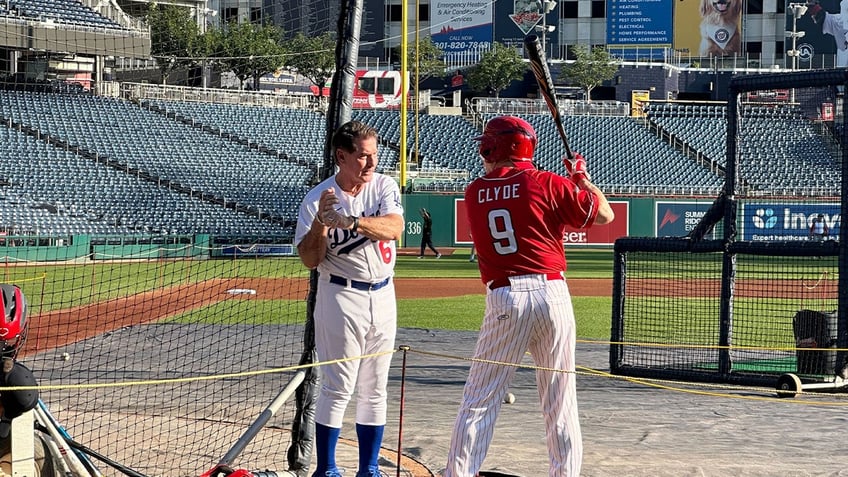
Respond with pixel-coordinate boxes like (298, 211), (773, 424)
(196, 6), (217, 89)
(786, 2), (808, 70)
(534, 1), (557, 59)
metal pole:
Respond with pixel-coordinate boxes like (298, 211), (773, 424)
(792, 14), (798, 70)
(541, 9), (546, 57)
(396, 346), (410, 477)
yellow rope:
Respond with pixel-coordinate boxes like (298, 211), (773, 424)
(407, 346), (848, 405)
(10, 341), (848, 406)
(1, 349), (394, 392)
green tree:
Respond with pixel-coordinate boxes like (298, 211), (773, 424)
(284, 32), (336, 102)
(393, 37), (446, 88)
(209, 21), (286, 90)
(147, 3), (201, 84)
(466, 43), (526, 98)
(559, 45), (620, 101)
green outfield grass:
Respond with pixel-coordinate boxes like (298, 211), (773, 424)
(160, 250), (617, 339)
(395, 248), (616, 279)
(394, 249), (615, 338)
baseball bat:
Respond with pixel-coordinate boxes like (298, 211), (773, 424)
(38, 424), (75, 477)
(33, 403), (92, 476)
(37, 399), (103, 476)
(33, 422), (149, 477)
(523, 34), (573, 159)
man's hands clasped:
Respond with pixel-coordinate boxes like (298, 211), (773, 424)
(318, 189), (355, 229)
(563, 153), (590, 183)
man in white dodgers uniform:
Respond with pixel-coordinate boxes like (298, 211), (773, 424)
(295, 120), (404, 477)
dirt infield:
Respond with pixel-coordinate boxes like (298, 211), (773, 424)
(27, 278), (612, 353)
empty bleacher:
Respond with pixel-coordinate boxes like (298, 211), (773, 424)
(0, 91), (306, 236)
(647, 102), (840, 196)
(144, 100), (326, 170)
(0, 88), (837, 237)
(4, 0), (124, 29)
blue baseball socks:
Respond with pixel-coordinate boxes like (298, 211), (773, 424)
(312, 423), (341, 477)
(355, 423), (385, 477)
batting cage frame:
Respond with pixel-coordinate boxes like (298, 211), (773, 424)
(286, 0), (365, 473)
(611, 70), (848, 390)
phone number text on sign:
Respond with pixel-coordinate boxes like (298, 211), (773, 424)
(434, 41), (491, 50)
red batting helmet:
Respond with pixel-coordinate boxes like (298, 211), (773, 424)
(0, 284), (27, 357)
(475, 116), (537, 163)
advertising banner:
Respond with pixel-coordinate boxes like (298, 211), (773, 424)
(655, 201), (718, 238)
(454, 199), (629, 245)
(222, 244), (295, 256)
(430, 1), (493, 54)
(494, 0), (554, 49)
(607, 0), (674, 50)
(785, 0), (843, 67)
(740, 203), (841, 241)
(631, 90), (651, 117)
(674, 0), (742, 56)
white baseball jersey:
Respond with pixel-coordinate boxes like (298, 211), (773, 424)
(294, 173), (403, 281)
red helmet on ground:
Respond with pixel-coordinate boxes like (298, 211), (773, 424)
(475, 116), (537, 163)
(0, 284), (27, 357)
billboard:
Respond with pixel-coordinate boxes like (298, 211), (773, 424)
(309, 70), (410, 109)
(655, 201), (718, 238)
(430, 1), (493, 54)
(740, 203), (841, 241)
(673, 0), (742, 57)
(607, 0), (673, 56)
(454, 199), (629, 245)
(785, 0), (844, 68)
(494, 0), (554, 49)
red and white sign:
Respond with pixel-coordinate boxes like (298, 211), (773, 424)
(822, 102), (834, 121)
(310, 70), (408, 109)
(454, 199), (629, 245)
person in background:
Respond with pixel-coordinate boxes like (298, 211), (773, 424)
(445, 116), (614, 477)
(418, 208), (441, 259)
(809, 213), (830, 241)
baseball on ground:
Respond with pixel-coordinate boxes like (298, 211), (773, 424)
(504, 392), (515, 404)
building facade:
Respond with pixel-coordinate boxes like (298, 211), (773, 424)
(208, 0), (848, 71)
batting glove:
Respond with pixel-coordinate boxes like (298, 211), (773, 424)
(321, 208), (344, 228)
(564, 153), (590, 183)
(321, 208), (356, 230)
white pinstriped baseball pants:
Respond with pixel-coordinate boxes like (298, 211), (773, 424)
(445, 274), (582, 476)
(313, 279), (397, 428)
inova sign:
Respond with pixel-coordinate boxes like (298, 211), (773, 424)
(741, 203), (840, 241)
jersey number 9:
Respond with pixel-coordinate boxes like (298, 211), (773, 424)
(487, 209), (517, 255)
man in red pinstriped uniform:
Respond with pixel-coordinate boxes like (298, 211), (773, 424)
(444, 116), (615, 476)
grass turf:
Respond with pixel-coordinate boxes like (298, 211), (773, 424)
(394, 249), (614, 338)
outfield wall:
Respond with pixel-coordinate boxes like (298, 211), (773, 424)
(402, 194), (720, 249)
(0, 195), (824, 260)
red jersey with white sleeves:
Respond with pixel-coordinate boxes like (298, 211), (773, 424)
(464, 161), (600, 284)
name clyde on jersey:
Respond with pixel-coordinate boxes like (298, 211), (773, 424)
(477, 183), (520, 203)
